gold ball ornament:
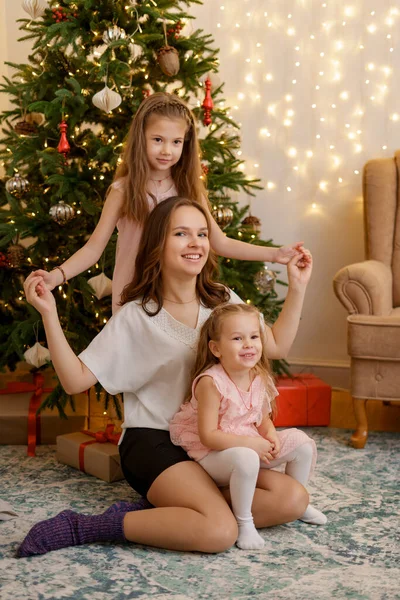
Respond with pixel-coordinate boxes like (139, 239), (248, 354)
(102, 25), (126, 45)
(49, 201), (75, 225)
(254, 267), (277, 294)
(212, 206), (234, 228)
(7, 244), (25, 268)
(5, 173), (30, 196)
(157, 46), (180, 77)
(241, 215), (262, 234)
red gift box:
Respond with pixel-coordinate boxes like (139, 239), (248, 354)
(274, 374), (331, 427)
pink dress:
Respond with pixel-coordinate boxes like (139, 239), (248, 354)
(111, 179), (178, 312)
(169, 363), (317, 475)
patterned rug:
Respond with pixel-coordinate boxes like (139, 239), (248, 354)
(0, 428), (398, 600)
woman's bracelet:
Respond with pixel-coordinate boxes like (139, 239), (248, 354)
(54, 265), (67, 285)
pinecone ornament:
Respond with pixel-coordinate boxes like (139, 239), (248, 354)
(7, 244), (25, 268)
(14, 120), (38, 136)
(157, 46), (180, 77)
(241, 215), (262, 234)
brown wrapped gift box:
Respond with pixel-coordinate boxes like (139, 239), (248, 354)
(0, 363), (88, 446)
(56, 431), (124, 483)
(0, 393), (88, 444)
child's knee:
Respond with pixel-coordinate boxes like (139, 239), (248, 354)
(297, 442), (314, 459)
(230, 447), (260, 475)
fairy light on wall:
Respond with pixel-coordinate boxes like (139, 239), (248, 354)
(199, 1), (399, 212)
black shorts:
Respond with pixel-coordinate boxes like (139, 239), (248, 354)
(119, 428), (193, 497)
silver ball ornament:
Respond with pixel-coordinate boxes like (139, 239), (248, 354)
(212, 206), (234, 228)
(254, 267), (277, 294)
(49, 200), (75, 225)
(102, 25), (126, 45)
(5, 173), (30, 196)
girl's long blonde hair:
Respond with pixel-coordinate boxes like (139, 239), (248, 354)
(189, 303), (277, 416)
(113, 92), (206, 224)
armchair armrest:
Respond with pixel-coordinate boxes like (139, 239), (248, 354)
(333, 260), (393, 316)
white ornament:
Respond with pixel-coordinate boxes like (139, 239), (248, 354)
(24, 342), (51, 368)
(88, 273), (112, 299)
(22, 0), (47, 20)
(92, 85), (122, 113)
(87, 45), (108, 63)
(129, 42), (143, 61)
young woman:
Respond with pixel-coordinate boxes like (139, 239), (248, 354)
(18, 196), (309, 557)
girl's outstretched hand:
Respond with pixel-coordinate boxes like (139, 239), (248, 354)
(24, 273), (57, 316)
(31, 269), (58, 291)
(274, 242), (305, 265)
(287, 248), (313, 287)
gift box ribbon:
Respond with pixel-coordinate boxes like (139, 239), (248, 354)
(78, 424), (121, 473)
(0, 372), (54, 457)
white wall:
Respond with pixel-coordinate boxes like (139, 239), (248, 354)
(2, 1), (399, 369)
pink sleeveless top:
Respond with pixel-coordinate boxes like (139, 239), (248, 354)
(169, 363), (278, 460)
(111, 178), (177, 312)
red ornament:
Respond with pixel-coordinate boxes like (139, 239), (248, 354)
(52, 6), (69, 21)
(57, 120), (70, 158)
(202, 76), (214, 126)
(0, 251), (9, 268)
(201, 163), (209, 175)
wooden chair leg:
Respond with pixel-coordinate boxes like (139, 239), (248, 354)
(351, 398), (368, 448)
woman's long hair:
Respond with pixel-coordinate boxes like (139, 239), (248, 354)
(188, 303), (277, 416)
(112, 92), (206, 224)
(120, 196), (229, 314)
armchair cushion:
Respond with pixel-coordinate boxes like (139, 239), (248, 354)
(333, 260), (393, 316)
(348, 308), (400, 360)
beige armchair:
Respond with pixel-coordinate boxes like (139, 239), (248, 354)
(333, 151), (400, 448)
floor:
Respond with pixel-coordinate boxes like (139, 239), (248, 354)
(0, 428), (399, 600)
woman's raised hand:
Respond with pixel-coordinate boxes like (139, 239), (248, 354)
(24, 273), (57, 316)
(287, 248), (313, 288)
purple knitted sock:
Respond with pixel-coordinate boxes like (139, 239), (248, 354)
(104, 498), (153, 515)
(17, 510), (126, 557)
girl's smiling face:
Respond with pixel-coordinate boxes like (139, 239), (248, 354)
(209, 313), (263, 373)
(145, 115), (187, 175)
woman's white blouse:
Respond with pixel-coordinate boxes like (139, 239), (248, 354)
(78, 292), (241, 440)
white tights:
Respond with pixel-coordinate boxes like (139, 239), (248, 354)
(198, 442), (327, 550)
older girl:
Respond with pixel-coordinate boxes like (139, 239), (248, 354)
(33, 92), (304, 312)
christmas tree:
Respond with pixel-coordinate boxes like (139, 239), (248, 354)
(0, 0), (286, 412)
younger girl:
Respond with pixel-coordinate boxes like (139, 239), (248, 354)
(34, 92), (304, 312)
(170, 303), (327, 551)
